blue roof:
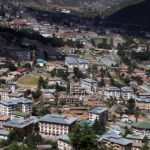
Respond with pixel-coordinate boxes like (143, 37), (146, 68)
(4, 118), (35, 128)
(82, 78), (96, 83)
(44, 89), (55, 94)
(0, 129), (10, 136)
(58, 134), (70, 141)
(146, 65), (150, 68)
(106, 87), (120, 91)
(139, 86), (150, 92)
(121, 87), (132, 92)
(7, 81), (17, 85)
(97, 57), (117, 67)
(89, 107), (108, 115)
(36, 59), (46, 63)
(135, 97), (150, 103)
(80, 119), (94, 127)
(99, 132), (133, 146)
(77, 58), (88, 64)
(39, 114), (77, 125)
(65, 57), (78, 65)
(0, 98), (32, 106)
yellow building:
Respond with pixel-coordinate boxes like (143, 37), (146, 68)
(45, 63), (55, 72)
(135, 97), (150, 110)
(99, 133), (132, 150)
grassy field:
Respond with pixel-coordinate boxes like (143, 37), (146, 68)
(17, 74), (47, 89)
(18, 75), (40, 86)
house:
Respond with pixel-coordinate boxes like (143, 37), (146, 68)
(135, 97), (150, 110)
(16, 88), (29, 97)
(11, 111), (30, 120)
(0, 88), (11, 100)
(105, 87), (120, 100)
(3, 118), (35, 134)
(70, 83), (86, 96)
(39, 114), (77, 136)
(89, 107), (108, 123)
(16, 68), (30, 75)
(0, 115), (10, 129)
(98, 131), (132, 150)
(0, 98), (32, 116)
(45, 63), (55, 72)
(0, 129), (10, 140)
(121, 87), (132, 101)
(65, 57), (88, 72)
(37, 59), (46, 67)
(7, 81), (17, 93)
(58, 134), (72, 150)
(48, 77), (62, 85)
(81, 78), (97, 94)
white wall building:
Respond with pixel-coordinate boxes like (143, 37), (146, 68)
(39, 114), (77, 136)
(105, 87), (121, 100)
(0, 98), (32, 116)
(58, 134), (72, 150)
(89, 107), (108, 123)
(81, 78), (97, 94)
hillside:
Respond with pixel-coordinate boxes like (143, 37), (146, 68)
(0, 0), (144, 18)
(104, 0), (150, 31)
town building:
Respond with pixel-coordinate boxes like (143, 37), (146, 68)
(65, 57), (88, 72)
(39, 114), (77, 136)
(3, 118), (35, 134)
(0, 129), (10, 140)
(121, 87), (132, 101)
(0, 98), (32, 116)
(45, 63), (55, 72)
(135, 97), (150, 110)
(58, 134), (72, 150)
(48, 77), (62, 85)
(0, 115), (10, 129)
(81, 78), (97, 94)
(105, 87), (121, 100)
(0, 88), (11, 100)
(70, 83), (86, 96)
(98, 132), (132, 150)
(89, 107), (108, 123)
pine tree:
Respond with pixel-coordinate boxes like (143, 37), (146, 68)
(69, 124), (98, 150)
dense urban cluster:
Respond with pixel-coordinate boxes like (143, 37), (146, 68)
(0, 1), (149, 150)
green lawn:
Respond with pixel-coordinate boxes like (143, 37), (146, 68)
(18, 75), (40, 86)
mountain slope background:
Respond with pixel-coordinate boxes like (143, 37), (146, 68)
(104, 0), (150, 31)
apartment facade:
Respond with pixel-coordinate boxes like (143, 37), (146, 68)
(121, 87), (132, 101)
(81, 78), (97, 94)
(0, 98), (32, 116)
(105, 87), (121, 100)
(89, 107), (108, 123)
(70, 83), (86, 96)
(0, 89), (11, 100)
(39, 114), (77, 136)
(58, 134), (73, 150)
(135, 97), (150, 110)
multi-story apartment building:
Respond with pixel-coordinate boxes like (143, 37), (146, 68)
(70, 83), (86, 96)
(58, 134), (73, 150)
(121, 87), (132, 101)
(0, 98), (32, 116)
(105, 87), (121, 100)
(39, 114), (77, 136)
(81, 78), (97, 94)
(0, 89), (11, 100)
(89, 107), (108, 123)
(135, 97), (150, 110)
(65, 57), (88, 72)
(99, 132), (132, 150)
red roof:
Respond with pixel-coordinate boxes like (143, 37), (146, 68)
(16, 68), (28, 73)
(0, 115), (10, 121)
(134, 68), (143, 73)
